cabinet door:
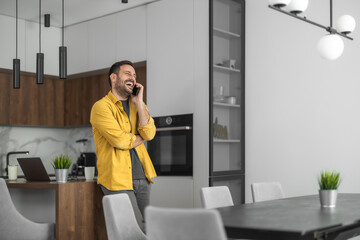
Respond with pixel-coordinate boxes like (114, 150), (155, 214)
(210, 0), (245, 176)
(64, 75), (107, 126)
(0, 72), (10, 125)
(210, 174), (245, 204)
(9, 74), (41, 125)
(38, 77), (64, 127)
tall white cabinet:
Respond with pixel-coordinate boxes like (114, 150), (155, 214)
(209, 0), (245, 204)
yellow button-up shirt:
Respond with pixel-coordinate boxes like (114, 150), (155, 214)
(90, 91), (157, 191)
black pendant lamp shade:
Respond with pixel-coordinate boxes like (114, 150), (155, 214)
(59, 0), (67, 79)
(13, 0), (20, 89)
(59, 46), (67, 79)
(13, 59), (20, 89)
(36, 0), (44, 84)
(36, 53), (44, 84)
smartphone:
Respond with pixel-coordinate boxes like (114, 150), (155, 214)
(132, 85), (139, 96)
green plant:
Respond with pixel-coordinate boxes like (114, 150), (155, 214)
(51, 155), (72, 169)
(318, 170), (342, 190)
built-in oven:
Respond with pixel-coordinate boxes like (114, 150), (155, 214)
(147, 114), (193, 176)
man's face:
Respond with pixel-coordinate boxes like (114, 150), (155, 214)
(113, 64), (137, 97)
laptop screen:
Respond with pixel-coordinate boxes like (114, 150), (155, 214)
(17, 157), (51, 181)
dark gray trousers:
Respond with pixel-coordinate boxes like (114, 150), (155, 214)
(101, 179), (151, 232)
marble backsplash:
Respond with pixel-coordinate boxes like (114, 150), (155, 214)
(0, 126), (95, 176)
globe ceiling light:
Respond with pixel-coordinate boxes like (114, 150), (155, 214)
(317, 34), (344, 60)
(336, 15), (356, 34)
(269, 0), (291, 8)
(286, 0), (309, 14)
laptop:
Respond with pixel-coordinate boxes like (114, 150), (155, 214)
(17, 157), (51, 181)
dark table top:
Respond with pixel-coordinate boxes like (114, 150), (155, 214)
(217, 193), (360, 240)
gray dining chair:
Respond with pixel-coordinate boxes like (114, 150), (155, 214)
(145, 206), (227, 240)
(251, 181), (285, 202)
(102, 193), (147, 240)
(0, 178), (55, 240)
(200, 186), (234, 209)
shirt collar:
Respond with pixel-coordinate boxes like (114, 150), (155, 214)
(107, 90), (132, 105)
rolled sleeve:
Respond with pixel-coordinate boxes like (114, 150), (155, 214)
(138, 117), (156, 141)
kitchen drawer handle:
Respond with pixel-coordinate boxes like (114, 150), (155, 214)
(156, 126), (192, 132)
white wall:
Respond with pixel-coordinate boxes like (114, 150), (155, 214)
(245, 0), (360, 203)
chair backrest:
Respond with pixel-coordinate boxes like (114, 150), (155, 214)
(251, 182), (284, 203)
(200, 186), (234, 209)
(102, 193), (147, 240)
(0, 178), (55, 240)
(145, 206), (227, 240)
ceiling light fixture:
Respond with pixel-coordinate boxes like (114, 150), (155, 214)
(13, 0), (20, 89)
(36, 0), (44, 84)
(59, 0), (67, 79)
(269, 0), (355, 60)
(122, 0), (128, 3)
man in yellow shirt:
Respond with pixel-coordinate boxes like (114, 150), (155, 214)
(90, 60), (157, 231)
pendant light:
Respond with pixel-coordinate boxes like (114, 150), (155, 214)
(269, 0), (355, 60)
(13, 0), (20, 89)
(59, 0), (67, 79)
(36, 0), (44, 84)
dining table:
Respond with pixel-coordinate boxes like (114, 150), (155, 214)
(217, 193), (360, 240)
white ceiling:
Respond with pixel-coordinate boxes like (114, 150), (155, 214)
(0, 0), (156, 27)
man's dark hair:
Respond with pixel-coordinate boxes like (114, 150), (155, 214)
(108, 60), (134, 87)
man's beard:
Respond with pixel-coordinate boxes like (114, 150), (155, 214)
(114, 78), (131, 98)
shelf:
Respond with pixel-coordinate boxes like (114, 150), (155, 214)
(213, 27), (240, 39)
(213, 102), (240, 108)
(213, 139), (241, 143)
(213, 65), (240, 73)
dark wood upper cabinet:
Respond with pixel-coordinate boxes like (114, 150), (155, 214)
(0, 62), (146, 127)
(0, 69), (64, 127)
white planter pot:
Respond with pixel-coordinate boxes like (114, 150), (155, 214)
(55, 169), (69, 183)
(319, 189), (338, 208)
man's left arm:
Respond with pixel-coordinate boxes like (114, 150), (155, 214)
(131, 83), (156, 141)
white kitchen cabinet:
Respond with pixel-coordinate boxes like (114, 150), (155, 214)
(66, 23), (89, 75)
(116, 6), (147, 63)
(146, 0), (194, 116)
(25, 21), (61, 75)
(88, 15), (117, 70)
(67, 5), (147, 75)
(0, 15), (26, 71)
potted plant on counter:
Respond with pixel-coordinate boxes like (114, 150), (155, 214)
(51, 155), (72, 183)
(318, 170), (342, 208)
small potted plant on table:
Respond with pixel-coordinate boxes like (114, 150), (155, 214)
(51, 155), (72, 183)
(318, 170), (342, 208)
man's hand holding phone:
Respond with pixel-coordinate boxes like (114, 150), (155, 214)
(131, 83), (144, 106)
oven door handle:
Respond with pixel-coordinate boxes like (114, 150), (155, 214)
(156, 126), (192, 132)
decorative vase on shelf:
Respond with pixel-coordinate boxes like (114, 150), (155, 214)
(317, 170), (342, 208)
(51, 155), (72, 183)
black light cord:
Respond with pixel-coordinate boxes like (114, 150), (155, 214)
(39, 0), (41, 53)
(62, 0), (64, 46)
(16, 0), (18, 58)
